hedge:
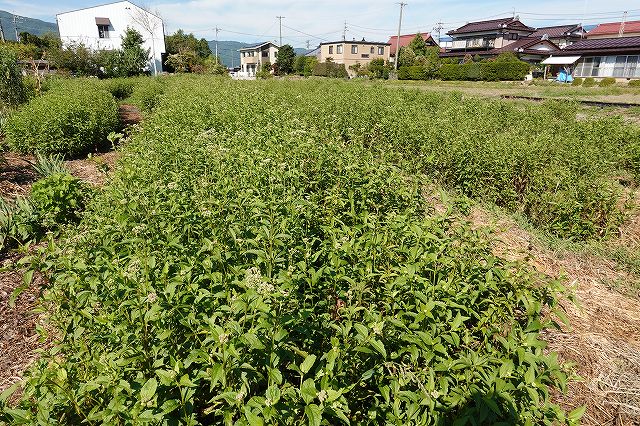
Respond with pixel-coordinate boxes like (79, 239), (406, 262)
(438, 59), (530, 81)
(5, 88), (119, 157)
(312, 62), (348, 78)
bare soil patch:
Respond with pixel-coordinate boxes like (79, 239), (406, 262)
(0, 252), (47, 397)
(469, 207), (640, 425)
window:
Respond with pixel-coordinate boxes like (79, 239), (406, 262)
(351, 45), (358, 54)
(509, 33), (518, 40)
(378, 46), (384, 55)
(370, 46), (375, 54)
(329, 46), (333, 54)
(591, 57), (602, 76)
(337, 44), (343, 54)
(262, 50), (268, 57)
(575, 56), (604, 77)
(98, 24), (109, 39)
(361, 54), (370, 58)
(613, 55), (639, 77)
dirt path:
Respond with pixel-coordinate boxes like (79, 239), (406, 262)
(469, 207), (640, 425)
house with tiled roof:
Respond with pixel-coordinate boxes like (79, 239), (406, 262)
(530, 24), (584, 48)
(551, 36), (640, 79)
(445, 17), (536, 54)
(586, 20), (640, 39)
(440, 36), (559, 63)
(387, 33), (438, 60)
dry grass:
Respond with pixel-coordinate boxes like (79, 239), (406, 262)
(468, 206), (640, 425)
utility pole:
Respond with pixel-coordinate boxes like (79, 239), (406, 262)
(394, 3), (406, 70)
(619, 11), (628, 37)
(12, 14), (21, 42)
(433, 21), (443, 44)
(343, 20), (347, 40)
(0, 19), (5, 43)
(306, 40), (310, 49)
(214, 27), (220, 63)
(276, 16), (284, 46)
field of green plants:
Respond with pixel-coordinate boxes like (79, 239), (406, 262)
(2, 75), (639, 424)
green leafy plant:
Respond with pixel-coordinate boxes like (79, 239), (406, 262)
(25, 152), (68, 177)
(29, 173), (92, 230)
(598, 77), (616, 87)
(0, 44), (28, 107)
(0, 77), (601, 425)
(5, 85), (119, 157)
(629, 79), (640, 88)
(582, 77), (596, 87)
(571, 77), (583, 86)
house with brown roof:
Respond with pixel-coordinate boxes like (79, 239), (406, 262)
(550, 36), (640, 80)
(445, 17), (536, 54)
(387, 33), (438, 61)
(530, 24), (584, 48)
(586, 20), (640, 39)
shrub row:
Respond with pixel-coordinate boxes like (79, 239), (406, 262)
(439, 60), (530, 81)
(5, 86), (119, 157)
(312, 62), (348, 78)
(2, 76), (575, 425)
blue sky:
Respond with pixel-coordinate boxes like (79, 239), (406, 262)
(1, 0), (638, 47)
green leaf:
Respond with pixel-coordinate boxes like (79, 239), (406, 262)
(140, 377), (157, 403)
(301, 354), (317, 374)
(568, 406), (586, 422)
(244, 406), (264, 426)
(266, 385), (281, 405)
(301, 378), (317, 405)
(305, 404), (323, 426)
(370, 339), (387, 359)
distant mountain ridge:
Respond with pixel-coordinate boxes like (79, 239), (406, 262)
(207, 40), (309, 67)
(0, 10), (57, 41)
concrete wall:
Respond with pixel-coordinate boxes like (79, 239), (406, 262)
(57, 1), (165, 75)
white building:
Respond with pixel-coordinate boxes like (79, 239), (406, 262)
(57, 1), (166, 75)
(238, 42), (279, 78)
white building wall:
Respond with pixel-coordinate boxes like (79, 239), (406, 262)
(57, 1), (165, 74)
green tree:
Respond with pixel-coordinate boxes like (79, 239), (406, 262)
(294, 55), (306, 75)
(408, 33), (428, 57)
(165, 30), (211, 59)
(96, 28), (149, 77)
(49, 42), (100, 76)
(119, 27), (150, 76)
(0, 44), (27, 106)
(275, 44), (295, 75)
(398, 46), (416, 67)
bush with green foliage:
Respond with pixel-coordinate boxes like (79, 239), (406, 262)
(598, 77), (616, 87)
(582, 77), (596, 87)
(629, 79), (640, 87)
(30, 173), (92, 230)
(102, 78), (136, 100)
(571, 78), (583, 86)
(0, 77), (590, 425)
(312, 61), (348, 78)
(5, 86), (119, 157)
(0, 44), (28, 107)
(0, 172), (91, 251)
(126, 78), (166, 114)
(437, 54), (529, 81)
